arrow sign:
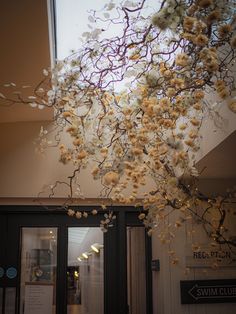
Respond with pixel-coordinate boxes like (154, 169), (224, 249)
(180, 279), (236, 304)
(188, 284), (236, 300)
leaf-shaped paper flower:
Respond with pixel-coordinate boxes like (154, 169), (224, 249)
(30, 102), (37, 108)
(43, 69), (48, 76)
(124, 70), (137, 78)
(82, 32), (90, 38)
(103, 12), (110, 18)
(88, 15), (95, 23)
(105, 1), (115, 11)
(124, 1), (136, 7)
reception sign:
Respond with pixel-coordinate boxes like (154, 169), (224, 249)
(180, 279), (236, 304)
(185, 245), (236, 268)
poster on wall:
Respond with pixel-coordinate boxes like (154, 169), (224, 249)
(24, 284), (53, 314)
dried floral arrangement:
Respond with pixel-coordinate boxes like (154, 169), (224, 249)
(1, 0), (236, 265)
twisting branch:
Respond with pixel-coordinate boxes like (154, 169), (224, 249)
(1, 0), (236, 247)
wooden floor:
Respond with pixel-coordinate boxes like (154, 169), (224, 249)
(67, 304), (83, 314)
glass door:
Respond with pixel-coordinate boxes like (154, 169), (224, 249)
(0, 213), (6, 314)
(67, 227), (104, 314)
(19, 227), (58, 314)
(127, 227), (147, 314)
(0, 208), (108, 314)
(0, 207), (152, 314)
(126, 212), (153, 314)
(0, 213), (18, 314)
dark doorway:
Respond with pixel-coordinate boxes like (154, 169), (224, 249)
(0, 206), (152, 314)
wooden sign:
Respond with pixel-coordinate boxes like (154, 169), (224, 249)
(180, 279), (236, 304)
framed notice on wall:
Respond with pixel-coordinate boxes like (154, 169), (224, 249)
(24, 283), (54, 314)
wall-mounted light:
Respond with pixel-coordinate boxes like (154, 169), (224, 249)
(74, 270), (79, 278)
(82, 252), (92, 259)
(82, 252), (89, 259)
(77, 256), (83, 262)
(91, 243), (104, 253)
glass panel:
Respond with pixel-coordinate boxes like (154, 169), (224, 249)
(0, 287), (3, 313)
(20, 228), (57, 314)
(67, 227), (104, 314)
(127, 227), (146, 314)
(5, 287), (16, 314)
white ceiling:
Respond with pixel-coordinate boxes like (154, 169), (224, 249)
(196, 130), (236, 178)
(68, 227), (89, 244)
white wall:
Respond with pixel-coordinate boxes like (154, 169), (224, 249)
(0, 121), (101, 198)
(0, 121), (156, 199)
(196, 97), (236, 162)
(152, 206), (236, 314)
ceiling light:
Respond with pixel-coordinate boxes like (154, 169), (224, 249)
(91, 243), (104, 253)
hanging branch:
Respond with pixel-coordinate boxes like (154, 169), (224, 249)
(1, 0), (236, 247)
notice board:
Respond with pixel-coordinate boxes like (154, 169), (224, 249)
(24, 283), (54, 314)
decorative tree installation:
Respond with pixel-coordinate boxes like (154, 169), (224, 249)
(1, 0), (236, 265)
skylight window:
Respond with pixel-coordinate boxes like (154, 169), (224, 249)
(55, 0), (123, 60)
(55, 0), (159, 59)
(54, 0), (161, 92)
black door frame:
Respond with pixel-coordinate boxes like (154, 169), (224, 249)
(0, 205), (152, 314)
